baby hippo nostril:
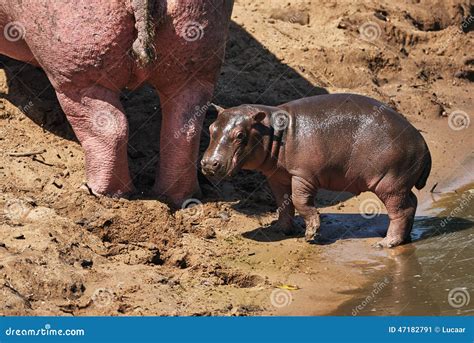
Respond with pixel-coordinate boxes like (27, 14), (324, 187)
(201, 158), (222, 175)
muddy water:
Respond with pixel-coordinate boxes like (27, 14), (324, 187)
(328, 183), (474, 316)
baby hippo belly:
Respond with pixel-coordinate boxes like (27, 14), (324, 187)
(312, 166), (382, 195)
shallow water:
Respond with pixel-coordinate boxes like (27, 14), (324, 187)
(330, 183), (474, 316)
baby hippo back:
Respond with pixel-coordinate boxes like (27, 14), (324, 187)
(280, 94), (429, 194)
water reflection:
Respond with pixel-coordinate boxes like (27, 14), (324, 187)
(331, 184), (474, 316)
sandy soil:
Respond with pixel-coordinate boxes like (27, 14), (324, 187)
(0, 0), (473, 315)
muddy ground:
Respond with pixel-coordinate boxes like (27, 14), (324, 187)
(0, 0), (473, 315)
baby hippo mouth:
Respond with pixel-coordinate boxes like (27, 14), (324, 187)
(201, 150), (244, 179)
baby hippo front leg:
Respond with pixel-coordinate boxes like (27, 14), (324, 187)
(267, 175), (296, 235)
(291, 176), (321, 242)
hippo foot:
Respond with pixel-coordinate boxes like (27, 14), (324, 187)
(273, 219), (300, 236)
(303, 216), (321, 242)
(304, 226), (321, 242)
(80, 182), (134, 199)
(153, 185), (202, 209)
(373, 236), (405, 249)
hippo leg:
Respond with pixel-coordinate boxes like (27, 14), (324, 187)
(55, 86), (133, 196)
(291, 176), (321, 242)
(375, 191), (417, 248)
(153, 82), (214, 206)
(0, 35), (38, 65)
(268, 177), (296, 235)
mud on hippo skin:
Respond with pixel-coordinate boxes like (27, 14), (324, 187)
(202, 94), (432, 248)
(0, 0), (234, 206)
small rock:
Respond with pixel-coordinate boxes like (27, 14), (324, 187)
(374, 10), (388, 21)
(218, 211), (230, 221)
(270, 8), (310, 26)
(337, 19), (349, 29)
(52, 179), (63, 189)
(202, 226), (216, 239)
(168, 250), (189, 269)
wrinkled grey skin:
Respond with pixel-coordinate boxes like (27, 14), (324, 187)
(202, 94), (432, 248)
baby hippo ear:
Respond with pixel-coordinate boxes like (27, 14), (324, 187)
(252, 111), (266, 123)
(211, 103), (225, 115)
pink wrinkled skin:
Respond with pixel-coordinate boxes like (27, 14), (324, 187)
(0, 0), (234, 205)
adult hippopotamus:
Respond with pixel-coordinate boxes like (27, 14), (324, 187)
(201, 94), (432, 248)
(0, 0), (234, 205)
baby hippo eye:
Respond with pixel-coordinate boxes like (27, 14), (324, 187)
(209, 124), (218, 138)
(236, 132), (245, 140)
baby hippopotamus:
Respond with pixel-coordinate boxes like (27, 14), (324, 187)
(201, 94), (432, 248)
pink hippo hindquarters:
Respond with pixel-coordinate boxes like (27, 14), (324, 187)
(0, 0), (234, 205)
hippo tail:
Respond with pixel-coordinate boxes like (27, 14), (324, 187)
(415, 147), (432, 190)
(131, 0), (163, 66)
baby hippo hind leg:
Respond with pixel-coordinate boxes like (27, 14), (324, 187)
(375, 191), (417, 248)
(291, 176), (321, 242)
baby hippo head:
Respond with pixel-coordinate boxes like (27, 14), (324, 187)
(201, 105), (269, 178)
